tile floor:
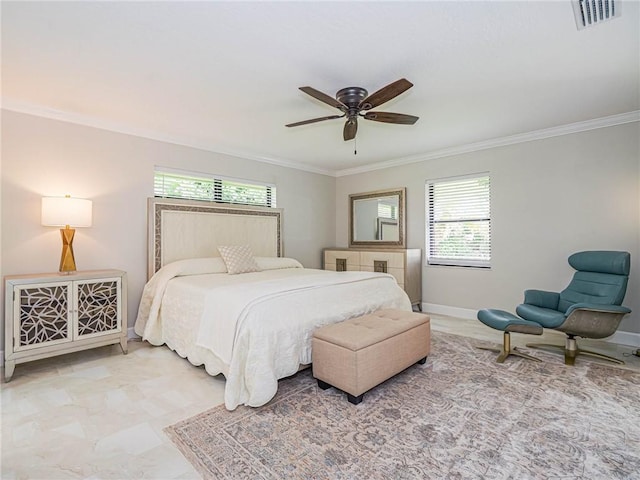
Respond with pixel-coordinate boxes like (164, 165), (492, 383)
(1, 315), (639, 479)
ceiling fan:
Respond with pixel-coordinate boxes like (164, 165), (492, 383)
(285, 78), (419, 141)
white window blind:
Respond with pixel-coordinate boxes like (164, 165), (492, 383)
(377, 203), (398, 220)
(154, 168), (276, 208)
(426, 174), (491, 268)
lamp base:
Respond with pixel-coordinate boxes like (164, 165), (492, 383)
(59, 227), (77, 273)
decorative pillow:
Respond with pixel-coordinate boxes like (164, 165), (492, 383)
(217, 245), (261, 275)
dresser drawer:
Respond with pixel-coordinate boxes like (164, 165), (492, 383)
(322, 247), (421, 307)
(360, 265), (404, 286)
(324, 250), (360, 271)
(360, 251), (404, 270)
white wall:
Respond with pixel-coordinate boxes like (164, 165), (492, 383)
(1, 111), (336, 342)
(336, 122), (640, 336)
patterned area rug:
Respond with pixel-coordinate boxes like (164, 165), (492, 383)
(165, 332), (640, 479)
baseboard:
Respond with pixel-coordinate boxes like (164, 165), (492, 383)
(2, 314), (637, 369)
(608, 330), (640, 348)
(422, 302), (640, 347)
(128, 327), (140, 339)
(422, 303), (478, 320)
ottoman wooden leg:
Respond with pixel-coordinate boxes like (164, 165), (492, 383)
(347, 393), (363, 405)
(417, 356), (427, 365)
(317, 379), (331, 390)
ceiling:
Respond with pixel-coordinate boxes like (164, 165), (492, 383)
(2, 1), (639, 176)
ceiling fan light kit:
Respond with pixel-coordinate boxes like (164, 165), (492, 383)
(286, 78), (419, 143)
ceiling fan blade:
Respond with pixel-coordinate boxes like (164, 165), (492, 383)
(363, 111), (419, 125)
(359, 78), (413, 110)
(286, 114), (344, 128)
(299, 86), (347, 110)
(343, 118), (358, 141)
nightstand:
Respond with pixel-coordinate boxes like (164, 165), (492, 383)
(4, 269), (127, 381)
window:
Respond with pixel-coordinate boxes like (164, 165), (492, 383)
(377, 202), (398, 220)
(154, 168), (276, 208)
(426, 173), (491, 268)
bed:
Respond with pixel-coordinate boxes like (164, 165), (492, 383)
(134, 198), (412, 410)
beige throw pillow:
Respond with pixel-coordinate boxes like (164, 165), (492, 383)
(217, 245), (261, 275)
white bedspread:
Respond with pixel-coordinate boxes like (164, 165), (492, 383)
(135, 263), (411, 410)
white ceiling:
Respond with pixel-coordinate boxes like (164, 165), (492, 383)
(2, 1), (639, 176)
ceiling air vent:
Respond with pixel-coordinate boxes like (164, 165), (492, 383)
(572, 0), (620, 30)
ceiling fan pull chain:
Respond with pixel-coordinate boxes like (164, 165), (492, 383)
(354, 137), (357, 155)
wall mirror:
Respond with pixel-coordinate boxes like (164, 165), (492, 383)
(349, 187), (406, 248)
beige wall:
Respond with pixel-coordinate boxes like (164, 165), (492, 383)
(336, 122), (640, 335)
(1, 111), (336, 339)
(2, 110), (638, 348)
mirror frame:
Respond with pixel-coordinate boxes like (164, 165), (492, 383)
(349, 187), (406, 249)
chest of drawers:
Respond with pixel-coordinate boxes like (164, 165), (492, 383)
(323, 248), (422, 308)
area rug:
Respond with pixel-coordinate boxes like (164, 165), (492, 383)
(165, 332), (640, 479)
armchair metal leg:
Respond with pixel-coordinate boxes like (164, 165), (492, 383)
(526, 336), (624, 366)
(477, 332), (541, 363)
(525, 342), (566, 356)
(572, 348), (624, 365)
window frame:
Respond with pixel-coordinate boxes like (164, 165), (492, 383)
(425, 173), (491, 268)
(154, 167), (276, 208)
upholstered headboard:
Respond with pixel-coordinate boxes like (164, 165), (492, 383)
(147, 197), (283, 279)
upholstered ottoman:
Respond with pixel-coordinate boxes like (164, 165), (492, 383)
(476, 308), (543, 363)
(312, 309), (430, 404)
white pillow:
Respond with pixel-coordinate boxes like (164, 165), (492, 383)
(254, 257), (304, 271)
(217, 245), (261, 275)
(162, 257), (228, 276)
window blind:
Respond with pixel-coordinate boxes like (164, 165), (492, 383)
(377, 203), (398, 220)
(154, 168), (276, 208)
(426, 174), (491, 268)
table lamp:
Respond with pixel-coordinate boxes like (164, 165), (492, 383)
(41, 195), (93, 273)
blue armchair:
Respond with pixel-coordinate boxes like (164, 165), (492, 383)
(517, 251), (631, 365)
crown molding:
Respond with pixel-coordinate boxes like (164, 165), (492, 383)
(3, 98), (637, 179)
(0, 98), (336, 177)
(335, 110), (640, 177)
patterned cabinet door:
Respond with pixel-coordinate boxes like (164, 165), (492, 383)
(13, 282), (73, 351)
(75, 278), (121, 339)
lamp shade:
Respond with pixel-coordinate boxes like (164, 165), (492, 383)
(41, 196), (93, 227)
